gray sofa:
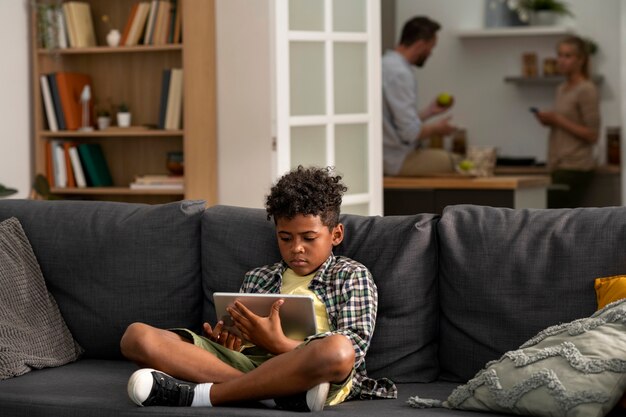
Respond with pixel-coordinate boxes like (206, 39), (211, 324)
(0, 199), (624, 417)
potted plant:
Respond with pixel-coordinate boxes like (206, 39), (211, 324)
(96, 109), (111, 130)
(116, 103), (131, 128)
(511, 0), (574, 25)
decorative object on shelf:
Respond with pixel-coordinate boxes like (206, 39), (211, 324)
(96, 109), (111, 130)
(30, 174), (61, 200)
(484, 0), (527, 27)
(166, 151), (184, 176)
(101, 14), (120, 47)
(508, 0), (574, 26)
(522, 52), (539, 77)
(543, 57), (558, 76)
(116, 103), (131, 128)
(607, 127), (621, 166)
(79, 85), (94, 132)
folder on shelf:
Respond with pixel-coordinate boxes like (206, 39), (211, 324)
(77, 143), (113, 187)
(55, 72), (93, 131)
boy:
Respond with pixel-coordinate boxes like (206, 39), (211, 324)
(121, 166), (397, 411)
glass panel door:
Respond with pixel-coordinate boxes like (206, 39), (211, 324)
(274, 0), (382, 215)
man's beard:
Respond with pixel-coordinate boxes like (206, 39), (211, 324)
(414, 54), (428, 67)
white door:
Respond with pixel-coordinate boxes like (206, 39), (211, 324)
(274, 0), (382, 215)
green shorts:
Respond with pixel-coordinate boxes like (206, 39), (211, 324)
(171, 328), (352, 405)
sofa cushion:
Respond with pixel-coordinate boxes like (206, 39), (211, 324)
(595, 275), (626, 309)
(201, 205), (440, 382)
(0, 217), (82, 379)
(0, 200), (205, 359)
(437, 205), (626, 381)
(441, 299), (626, 417)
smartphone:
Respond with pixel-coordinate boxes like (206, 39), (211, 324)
(529, 107), (539, 114)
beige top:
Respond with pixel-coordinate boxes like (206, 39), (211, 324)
(548, 79), (600, 171)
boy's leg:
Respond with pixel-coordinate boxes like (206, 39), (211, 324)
(209, 334), (354, 405)
(120, 322), (244, 383)
(123, 324), (355, 406)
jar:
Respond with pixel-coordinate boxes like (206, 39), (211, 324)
(607, 127), (621, 166)
(452, 129), (467, 155)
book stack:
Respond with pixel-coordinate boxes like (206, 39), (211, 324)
(46, 142), (112, 189)
(40, 72), (93, 132)
(62, 1), (97, 48)
(121, 0), (181, 47)
(130, 175), (184, 190)
(158, 68), (183, 130)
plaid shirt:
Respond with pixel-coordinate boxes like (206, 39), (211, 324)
(240, 254), (397, 400)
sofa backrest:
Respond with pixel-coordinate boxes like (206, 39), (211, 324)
(201, 205), (440, 383)
(0, 199), (205, 359)
(437, 204), (626, 381)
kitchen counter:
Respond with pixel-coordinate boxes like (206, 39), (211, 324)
(383, 175), (550, 215)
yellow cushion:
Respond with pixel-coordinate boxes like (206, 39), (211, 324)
(595, 275), (626, 310)
(595, 275), (626, 409)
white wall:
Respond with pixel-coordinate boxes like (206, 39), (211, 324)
(395, 0), (621, 164)
(215, 0), (274, 208)
(0, 1), (31, 199)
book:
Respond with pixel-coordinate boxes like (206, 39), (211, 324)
(143, 0), (159, 45)
(153, 1), (170, 45)
(77, 143), (113, 187)
(61, 3), (77, 47)
(45, 141), (55, 186)
(165, 68), (183, 130)
(64, 2), (96, 47)
(47, 73), (66, 131)
(40, 75), (58, 132)
(158, 69), (171, 129)
(51, 141), (67, 188)
(55, 72), (92, 131)
(63, 142), (76, 188)
(120, 3), (139, 46)
(167, 0), (177, 44)
(126, 2), (151, 46)
(133, 174), (184, 185)
(68, 145), (87, 188)
(172, 0), (182, 44)
(55, 6), (68, 49)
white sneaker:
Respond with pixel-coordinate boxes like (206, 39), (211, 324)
(274, 382), (330, 412)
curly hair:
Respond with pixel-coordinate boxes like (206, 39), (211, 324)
(266, 166), (348, 228)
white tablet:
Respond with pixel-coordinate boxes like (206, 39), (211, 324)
(213, 292), (317, 341)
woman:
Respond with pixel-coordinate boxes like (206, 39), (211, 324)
(534, 35), (600, 208)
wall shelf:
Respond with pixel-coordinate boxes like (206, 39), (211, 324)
(503, 75), (604, 85)
(457, 26), (574, 39)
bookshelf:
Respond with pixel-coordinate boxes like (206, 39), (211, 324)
(31, 0), (216, 204)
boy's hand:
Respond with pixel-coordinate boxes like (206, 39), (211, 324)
(228, 299), (300, 354)
(202, 321), (242, 351)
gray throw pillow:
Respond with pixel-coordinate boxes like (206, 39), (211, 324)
(409, 299), (626, 416)
(0, 217), (82, 379)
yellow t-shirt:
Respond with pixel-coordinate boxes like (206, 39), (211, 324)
(281, 268), (351, 405)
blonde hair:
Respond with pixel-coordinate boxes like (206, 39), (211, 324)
(558, 36), (590, 79)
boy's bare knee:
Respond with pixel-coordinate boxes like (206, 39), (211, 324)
(311, 335), (355, 381)
(120, 322), (152, 359)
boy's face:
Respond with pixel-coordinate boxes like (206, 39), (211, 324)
(276, 214), (344, 276)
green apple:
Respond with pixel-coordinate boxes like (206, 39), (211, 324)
(458, 159), (474, 171)
(437, 92), (453, 107)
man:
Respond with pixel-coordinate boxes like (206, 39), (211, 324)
(383, 16), (457, 176)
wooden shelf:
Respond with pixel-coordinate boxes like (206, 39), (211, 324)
(40, 129), (183, 138)
(51, 187), (184, 195)
(31, 0), (216, 204)
(503, 75), (604, 85)
(457, 26), (574, 38)
(37, 44), (182, 55)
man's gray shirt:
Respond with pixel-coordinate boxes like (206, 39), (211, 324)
(382, 50), (423, 175)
